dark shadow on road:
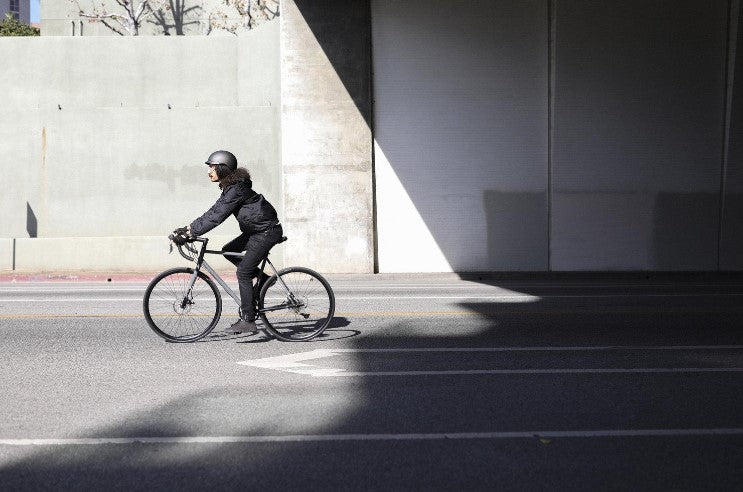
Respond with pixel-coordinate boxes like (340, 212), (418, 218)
(3, 275), (743, 489)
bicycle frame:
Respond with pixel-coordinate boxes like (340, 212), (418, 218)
(178, 238), (298, 313)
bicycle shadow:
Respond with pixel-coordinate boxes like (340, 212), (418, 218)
(195, 317), (356, 344)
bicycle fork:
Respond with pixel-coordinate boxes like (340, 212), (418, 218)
(180, 268), (201, 309)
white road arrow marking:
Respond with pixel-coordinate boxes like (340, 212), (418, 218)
(237, 346), (743, 377)
(238, 349), (349, 377)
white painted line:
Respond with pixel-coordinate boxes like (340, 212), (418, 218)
(331, 284), (743, 289)
(324, 368), (743, 377)
(2, 428), (743, 446)
(315, 346), (743, 352)
(238, 347), (743, 377)
(344, 295), (540, 300)
(0, 296), (536, 302)
(332, 294), (743, 299)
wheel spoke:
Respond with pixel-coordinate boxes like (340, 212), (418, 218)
(259, 268), (334, 341)
(144, 269), (222, 342)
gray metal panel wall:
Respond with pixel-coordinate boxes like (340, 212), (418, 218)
(721, 2), (743, 270)
(551, 0), (729, 270)
(372, 0), (549, 272)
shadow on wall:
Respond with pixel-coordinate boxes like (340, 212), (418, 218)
(291, 0), (551, 272)
(721, 193), (743, 270)
(123, 162), (202, 192)
(483, 191), (548, 271)
(291, 0), (741, 273)
(551, 191), (725, 271)
(26, 203), (37, 238)
(149, 0), (203, 35)
(292, 0), (372, 127)
(652, 192), (720, 271)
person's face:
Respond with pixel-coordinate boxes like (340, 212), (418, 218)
(208, 165), (219, 182)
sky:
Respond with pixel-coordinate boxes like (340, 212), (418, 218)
(31, 0), (39, 23)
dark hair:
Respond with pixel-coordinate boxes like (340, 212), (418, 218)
(218, 167), (252, 189)
(214, 164), (232, 180)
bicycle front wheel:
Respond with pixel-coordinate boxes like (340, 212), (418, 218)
(258, 267), (335, 341)
(143, 267), (222, 342)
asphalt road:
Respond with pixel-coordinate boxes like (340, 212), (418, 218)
(1, 273), (743, 491)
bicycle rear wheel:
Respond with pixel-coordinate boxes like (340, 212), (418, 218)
(258, 267), (335, 341)
(143, 267), (222, 342)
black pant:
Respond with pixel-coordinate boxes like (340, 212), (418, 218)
(222, 225), (283, 321)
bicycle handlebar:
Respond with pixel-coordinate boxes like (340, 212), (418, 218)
(168, 234), (207, 262)
(167, 233), (285, 263)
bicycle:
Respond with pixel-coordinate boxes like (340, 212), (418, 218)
(143, 235), (335, 343)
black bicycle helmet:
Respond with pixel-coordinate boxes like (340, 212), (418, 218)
(205, 150), (237, 172)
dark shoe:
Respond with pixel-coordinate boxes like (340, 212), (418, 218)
(224, 319), (258, 334)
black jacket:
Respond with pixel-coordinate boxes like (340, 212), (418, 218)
(190, 168), (279, 236)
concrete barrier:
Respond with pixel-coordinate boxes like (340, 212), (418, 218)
(0, 23), (284, 273)
(2, 13), (377, 274)
(0, 239), (13, 271)
(6, 234), (285, 274)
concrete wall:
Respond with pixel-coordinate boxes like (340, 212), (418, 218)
(0, 21), (282, 272)
(551, 0), (729, 271)
(279, 0), (374, 273)
(373, 0), (548, 272)
(721, 1), (743, 270)
(372, 0), (741, 272)
(6, 0), (741, 273)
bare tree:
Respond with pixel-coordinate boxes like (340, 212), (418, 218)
(72, 0), (171, 35)
(209, 0), (280, 35)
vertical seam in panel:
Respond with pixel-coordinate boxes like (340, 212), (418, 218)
(369, 0), (378, 274)
(12, 238), (16, 271)
(278, 7), (286, 267)
(547, 0), (556, 272)
(719, 0), (739, 270)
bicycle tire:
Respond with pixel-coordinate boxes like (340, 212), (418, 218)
(143, 267), (222, 342)
(258, 267), (335, 342)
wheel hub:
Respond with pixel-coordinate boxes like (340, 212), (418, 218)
(172, 298), (194, 315)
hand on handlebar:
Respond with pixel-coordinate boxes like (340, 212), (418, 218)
(170, 227), (190, 246)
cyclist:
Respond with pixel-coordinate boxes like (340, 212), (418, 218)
(173, 150), (282, 334)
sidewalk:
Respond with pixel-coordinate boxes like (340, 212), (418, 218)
(0, 272), (236, 283)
